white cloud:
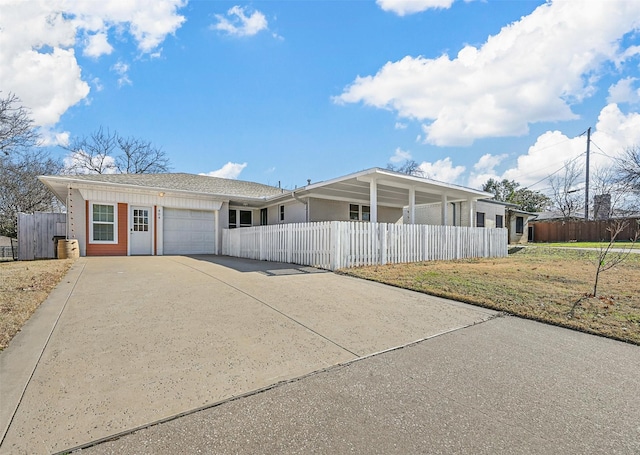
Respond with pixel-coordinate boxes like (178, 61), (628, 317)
(91, 77), (104, 92)
(418, 158), (465, 183)
(111, 61), (132, 87)
(607, 77), (640, 105)
(498, 104), (640, 189)
(83, 31), (113, 58)
(473, 153), (508, 173)
(201, 162), (248, 179)
(377, 0), (455, 16)
(0, 0), (186, 126)
(213, 6), (268, 37)
(390, 147), (412, 163)
(337, 0), (640, 146)
(466, 153), (508, 188)
(394, 122), (407, 130)
(38, 128), (70, 147)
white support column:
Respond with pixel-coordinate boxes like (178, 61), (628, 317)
(441, 194), (448, 226)
(468, 198), (475, 227)
(409, 187), (416, 224)
(370, 179), (378, 223)
(214, 209), (220, 254)
(156, 206), (164, 256)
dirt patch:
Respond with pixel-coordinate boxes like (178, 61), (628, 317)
(341, 247), (640, 344)
(0, 259), (74, 350)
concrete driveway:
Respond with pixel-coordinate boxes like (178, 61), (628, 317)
(84, 316), (640, 455)
(0, 255), (496, 454)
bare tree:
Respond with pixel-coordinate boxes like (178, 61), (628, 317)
(614, 146), (640, 213)
(590, 165), (636, 219)
(115, 135), (171, 174)
(0, 150), (63, 237)
(63, 127), (118, 174)
(387, 159), (425, 177)
(548, 160), (584, 219)
(0, 92), (39, 156)
(616, 145), (640, 190)
(568, 220), (639, 317)
(591, 220), (639, 297)
(63, 127), (170, 174)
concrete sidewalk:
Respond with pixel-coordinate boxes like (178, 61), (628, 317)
(83, 316), (640, 455)
(0, 256), (495, 454)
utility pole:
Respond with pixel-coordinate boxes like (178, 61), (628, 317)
(584, 127), (591, 221)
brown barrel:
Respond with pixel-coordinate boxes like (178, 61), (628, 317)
(57, 239), (79, 259)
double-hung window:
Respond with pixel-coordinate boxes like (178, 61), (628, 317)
(229, 209), (237, 228)
(91, 203), (117, 243)
(239, 210), (252, 227)
(349, 204), (360, 220)
(476, 212), (485, 228)
(350, 204), (371, 221)
(516, 216), (524, 234)
(229, 209), (252, 228)
(362, 205), (371, 221)
(496, 215), (504, 228)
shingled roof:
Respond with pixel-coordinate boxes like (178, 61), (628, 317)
(60, 173), (286, 199)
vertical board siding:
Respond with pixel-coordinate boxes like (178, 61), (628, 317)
(17, 212), (67, 260)
(532, 218), (640, 243)
(223, 221), (507, 271)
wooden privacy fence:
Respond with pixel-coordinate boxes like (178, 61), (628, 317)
(17, 212), (67, 260)
(532, 218), (640, 243)
(222, 221), (507, 270)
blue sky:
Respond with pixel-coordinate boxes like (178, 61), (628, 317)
(2, 0), (640, 193)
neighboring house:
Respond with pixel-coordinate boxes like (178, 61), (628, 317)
(532, 211), (585, 222)
(39, 168), (493, 257)
(506, 207), (537, 244)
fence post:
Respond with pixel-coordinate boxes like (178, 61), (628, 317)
(379, 223), (386, 266)
(330, 221), (338, 270)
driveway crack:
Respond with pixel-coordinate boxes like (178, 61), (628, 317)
(171, 259), (360, 358)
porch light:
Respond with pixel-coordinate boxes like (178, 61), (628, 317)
(159, 192), (165, 197)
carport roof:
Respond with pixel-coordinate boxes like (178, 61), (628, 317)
(274, 168), (492, 208)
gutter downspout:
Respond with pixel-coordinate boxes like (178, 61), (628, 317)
(292, 191), (309, 222)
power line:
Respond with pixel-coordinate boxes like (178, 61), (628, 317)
(589, 140), (619, 162)
(524, 151), (586, 190)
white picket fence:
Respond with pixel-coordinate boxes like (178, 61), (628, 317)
(222, 221), (507, 270)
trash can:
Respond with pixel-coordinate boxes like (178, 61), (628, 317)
(57, 239), (79, 259)
(53, 236), (65, 258)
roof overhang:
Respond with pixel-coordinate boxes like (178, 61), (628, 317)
(39, 175), (273, 206)
(39, 168), (492, 211)
(267, 168), (492, 208)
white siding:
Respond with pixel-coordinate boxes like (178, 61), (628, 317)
(80, 188), (223, 211)
(265, 201), (307, 224)
(309, 198), (402, 223)
(67, 188), (86, 256)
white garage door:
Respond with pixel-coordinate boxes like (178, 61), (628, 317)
(163, 208), (216, 254)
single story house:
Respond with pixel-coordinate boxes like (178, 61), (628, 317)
(39, 168), (495, 257)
